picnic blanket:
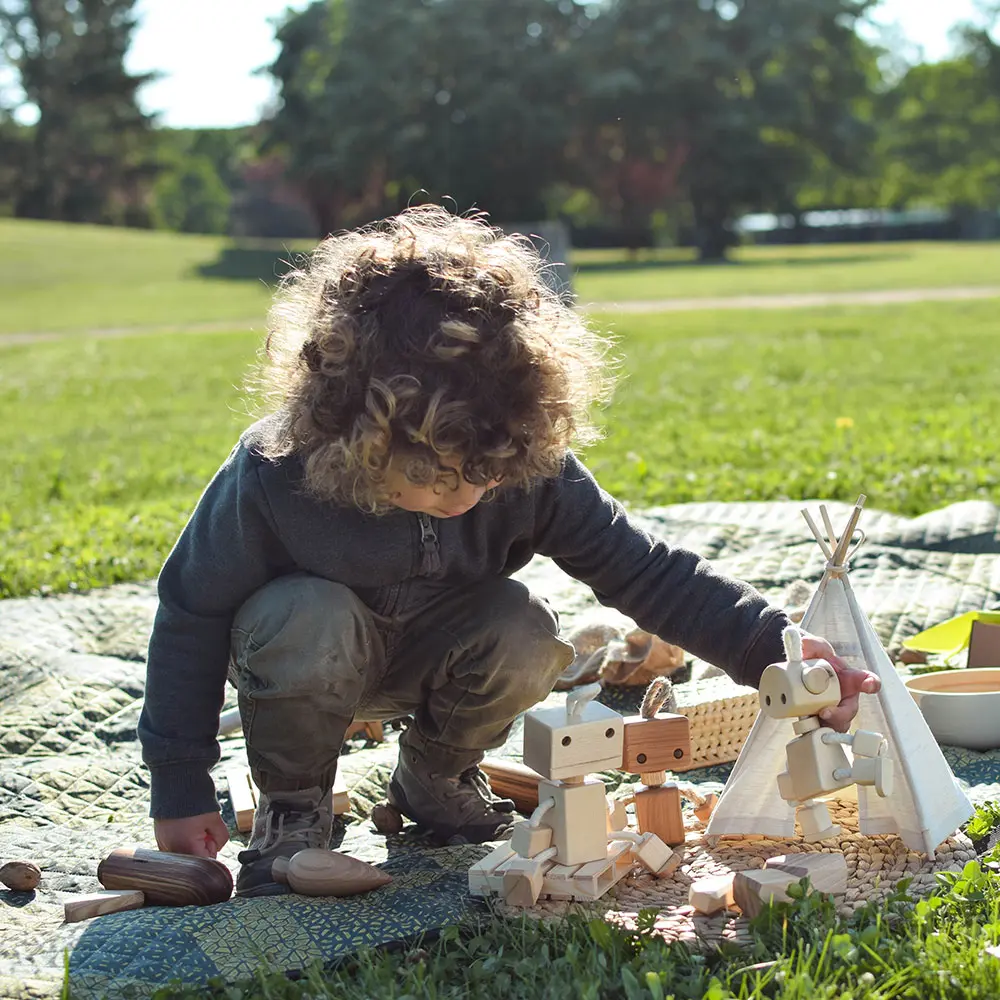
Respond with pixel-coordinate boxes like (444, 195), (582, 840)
(2, 498), (1000, 999)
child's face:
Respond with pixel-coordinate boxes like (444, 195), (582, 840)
(384, 456), (500, 519)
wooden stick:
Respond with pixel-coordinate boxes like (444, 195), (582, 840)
(830, 494), (866, 567)
(819, 505), (838, 556)
(64, 889), (145, 923)
(801, 509), (834, 561)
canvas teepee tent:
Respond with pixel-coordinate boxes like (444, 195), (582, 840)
(706, 495), (973, 856)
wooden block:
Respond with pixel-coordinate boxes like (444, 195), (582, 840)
(732, 869), (796, 919)
(511, 820), (553, 857)
(468, 842), (516, 897)
(688, 874), (735, 915)
(622, 714), (692, 772)
(523, 701), (624, 780)
(968, 620), (1000, 667)
(631, 832), (675, 876)
(502, 855), (549, 907)
(693, 793), (718, 824)
(606, 794), (628, 832)
(634, 783), (684, 845)
(539, 778), (609, 865)
(226, 767), (257, 833)
(344, 721), (385, 742)
(332, 770), (351, 815)
(764, 853), (848, 895)
(480, 758), (543, 812)
(64, 889), (145, 923)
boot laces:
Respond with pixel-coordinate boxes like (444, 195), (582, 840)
(258, 800), (330, 853)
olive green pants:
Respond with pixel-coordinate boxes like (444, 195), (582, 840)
(228, 573), (574, 796)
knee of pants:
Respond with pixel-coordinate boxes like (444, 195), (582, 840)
(230, 573), (383, 702)
(466, 579), (575, 704)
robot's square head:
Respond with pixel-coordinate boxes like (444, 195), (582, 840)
(758, 658), (840, 719)
(522, 701), (624, 780)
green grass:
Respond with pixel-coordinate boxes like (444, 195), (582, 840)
(4, 220), (999, 337)
(0, 219), (292, 334)
(104, 832), (1000, 999)
(572, 241), (1000, 302)
(3, 299), (999, 599)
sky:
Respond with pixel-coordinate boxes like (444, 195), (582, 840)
(7, 0), (996, 129)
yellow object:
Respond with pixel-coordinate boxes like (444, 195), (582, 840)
(902, 611), (1000, 662)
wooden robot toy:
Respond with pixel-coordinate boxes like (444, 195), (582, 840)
(762, 624), (893, 841)
(469, 684), (684, 906)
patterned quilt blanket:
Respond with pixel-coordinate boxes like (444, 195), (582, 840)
(2, 499), (999, 999)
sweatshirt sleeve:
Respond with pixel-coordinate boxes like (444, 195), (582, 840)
(532, 453), (789, 688)
(138, 443), (292, 820)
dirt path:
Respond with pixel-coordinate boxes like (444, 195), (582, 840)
(3, 285), (999, 345)
(581, 284), (1000, 313)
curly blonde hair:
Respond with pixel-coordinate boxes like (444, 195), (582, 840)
(249, 205), (616, 510)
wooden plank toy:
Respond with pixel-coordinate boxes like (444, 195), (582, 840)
(64, 889), (145, 923)
(763, 852), (847, 894)
(227, 767), (351, 833)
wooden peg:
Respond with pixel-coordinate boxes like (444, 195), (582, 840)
(64, 889), (145, 923)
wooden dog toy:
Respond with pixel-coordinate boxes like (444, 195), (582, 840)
(760, 625), (893, 841)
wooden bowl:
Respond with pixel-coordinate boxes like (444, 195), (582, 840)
(905, 667), (1000, 750)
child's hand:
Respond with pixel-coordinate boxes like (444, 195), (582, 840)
(798, 631), (881, 733)
(154, 812), (230, 858)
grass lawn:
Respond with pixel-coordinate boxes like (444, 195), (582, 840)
(572, 241), (1000, 303)
(4, 219), (1000, 336)
(2, 299), (998, 600)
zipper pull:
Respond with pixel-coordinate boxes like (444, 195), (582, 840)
(417, 513), (442, 575)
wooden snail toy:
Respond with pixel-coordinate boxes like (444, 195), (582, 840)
(271, 848), (392, 896)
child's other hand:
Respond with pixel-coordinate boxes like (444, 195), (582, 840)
(154, 812), (230, 858)
(798, 631), (881, 733)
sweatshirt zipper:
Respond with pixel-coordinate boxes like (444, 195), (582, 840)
(417, 513), (442, 575)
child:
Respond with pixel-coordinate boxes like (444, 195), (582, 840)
(139, 206), (878, 897)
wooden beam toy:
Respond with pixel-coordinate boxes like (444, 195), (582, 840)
(759, 625), (893, 841)
(764, 852), (848, 894)
(227, 767), (351, 833)
(732, 869), (798, 919)
(470, 683), (681, 907)
(64, 889), (145, 923)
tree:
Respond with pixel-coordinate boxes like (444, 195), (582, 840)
(0, 0), (157, 224)
(583, 0), (881, 258)
(263, 0), (590, 232)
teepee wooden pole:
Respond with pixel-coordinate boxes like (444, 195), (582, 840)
(819, 505), (838, 555)
(801, 509), (834, 561)
(830, 494), (866, 567)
